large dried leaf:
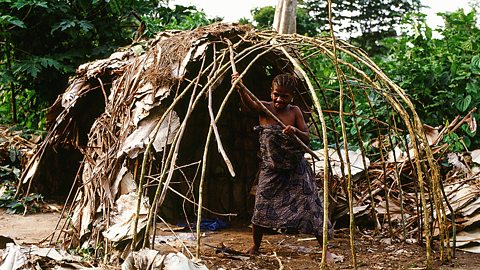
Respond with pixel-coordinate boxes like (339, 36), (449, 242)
(77, 50), (133, 79)
(308, 148), (370, 177)
(121, 110), (181, 159)
(122, 250), (207, 270)
(132, 85), (171, 125)
(471, 149), (480, 164)
(386, 146), (415, 163)
(447, 153), (469, 174)
(463, 212), (480, 228)
(21, 157), (40, 184)
(444, 183), (479, 215)
(453, 227), (480, 248)
(112, 166), (136, 199)
(375, 197), (403, 221)
(102, 193), (150, 242)
(423, 124), (441, 146)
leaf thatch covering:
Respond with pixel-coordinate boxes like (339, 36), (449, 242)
(19, 23), (453, 267)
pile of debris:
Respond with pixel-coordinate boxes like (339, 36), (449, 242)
(0, 243), (207, 270)
(308, 110), (480, 253)
(0, 126), (41, 206)
(0, 126), (39, 182)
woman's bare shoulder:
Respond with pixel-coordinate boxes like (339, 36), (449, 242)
(261, 100), (271, 106)
(289, 104), (302, 112)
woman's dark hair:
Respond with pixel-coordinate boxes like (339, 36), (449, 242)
(272, 74), (298, 93)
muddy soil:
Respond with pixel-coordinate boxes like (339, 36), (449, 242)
(1, 209), (479, 269)
(194, 224), (480, 270)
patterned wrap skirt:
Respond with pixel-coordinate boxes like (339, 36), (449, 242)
(251, 125), (332, 238)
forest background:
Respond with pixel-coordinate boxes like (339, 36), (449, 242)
(1, 0), (479, 153)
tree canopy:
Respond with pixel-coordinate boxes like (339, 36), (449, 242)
(0, 0), (214, 128)
(303, 0), (422, 53)
(250, 0), (421, 53)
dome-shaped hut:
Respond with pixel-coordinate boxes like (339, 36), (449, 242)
(20, 23), (448, 268)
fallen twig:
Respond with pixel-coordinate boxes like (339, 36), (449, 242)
(273, 251), (284, 270)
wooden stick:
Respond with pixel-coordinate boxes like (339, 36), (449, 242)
(439, 178), (456, 260)
(155, 179), (238, 217)
(207, 44), (235, 177)
(227, 39), (238, 74)
(196, 48), (223, 259)
(388, 127), (407, 242)
(140, 59), (216, 250)
(326, 1), (357, 268)
(273, 251), (284, 270)
(432, 107), (477, 146)
(131, 142), (149, 251)
(196, 115), (212, 259)
(158, 215), (195, 258)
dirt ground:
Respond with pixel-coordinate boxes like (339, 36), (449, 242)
(0, 209), (60, 245)
(1, 208), (479, 270)
(195, 225), (480, 270)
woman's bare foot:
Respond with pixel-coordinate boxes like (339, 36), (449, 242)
(324, 250), (344, 263)
(246, 245), (260, 255)
(325, 250), (334, 263)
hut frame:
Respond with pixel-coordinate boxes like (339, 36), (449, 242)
(20, 23), (450, 269)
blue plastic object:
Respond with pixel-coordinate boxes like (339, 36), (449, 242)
(177, 218), (228, 231)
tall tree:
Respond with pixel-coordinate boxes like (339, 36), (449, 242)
(273, 0), (297, 34)
(303, 0), (422, 54)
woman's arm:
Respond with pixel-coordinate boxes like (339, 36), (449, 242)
(232, 73), (264, 113)
(283, 106), (310, 145)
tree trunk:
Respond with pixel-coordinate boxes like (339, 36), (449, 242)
(273, 0), (297, 34)
(10, 83), (17, 124)
(4, 38), (17, 123)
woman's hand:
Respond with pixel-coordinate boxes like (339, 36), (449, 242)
(283, 125), (297, 136)
(231, 72), (243, 90)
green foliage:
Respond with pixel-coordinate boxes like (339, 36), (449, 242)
(304, 7), (480, 152)
(0, 137), (22, 182)
(251, 6), (275, 30)
(0, 163), (20, 183)
(0, 126), (45, 214)
(302, 0), (421, 54)
(442, 131), (466, 152)
(237, 17), (252, 26)
(0, 0), (213, 130)
(310, 138), (321, 150)
(251, 5), (320, 36)
(296, 6), (319, 36)
(471, 55), (480, 74)
(0, 15), (26, 28)
(142, 5), (213, 36)
(71, 246), (96, 261)
(375, 9), (480, 147)
(0, 184), (44, 214)
(304, 52), (387, 149)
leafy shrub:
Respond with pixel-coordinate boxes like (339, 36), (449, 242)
(375, 9), (480, 149)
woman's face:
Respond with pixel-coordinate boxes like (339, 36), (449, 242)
(271, 85), (293, 110)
